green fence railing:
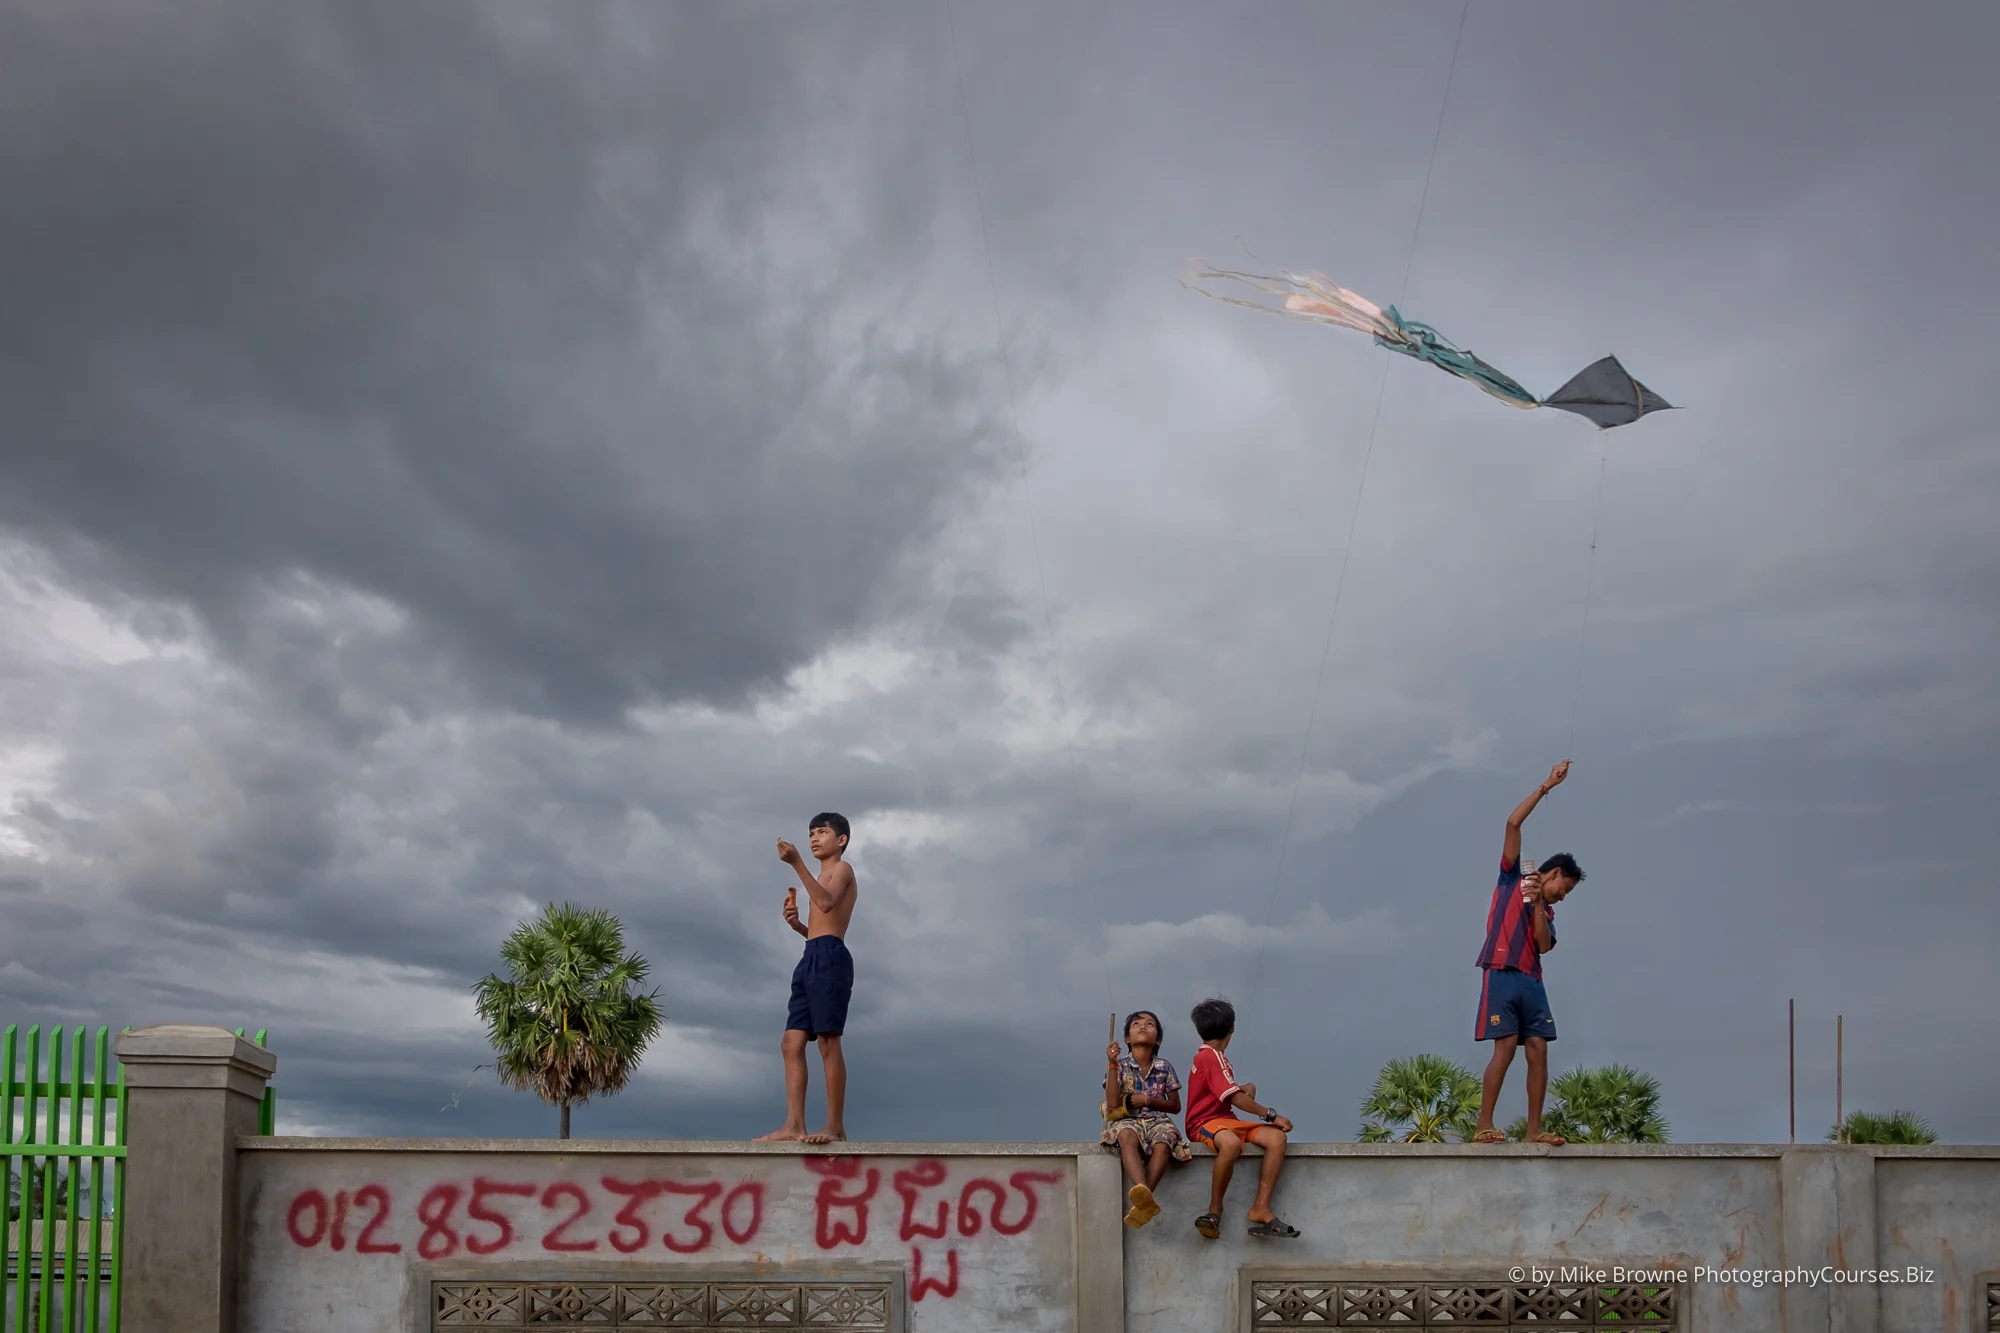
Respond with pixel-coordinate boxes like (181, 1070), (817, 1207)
(3, 1025), (273, 1333)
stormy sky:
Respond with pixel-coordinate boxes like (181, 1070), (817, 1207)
(2, 0), (1996, 1145)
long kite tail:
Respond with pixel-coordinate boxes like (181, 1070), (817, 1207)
(1179, 261), (1403, 342)
(1377, 312), (1540, 410)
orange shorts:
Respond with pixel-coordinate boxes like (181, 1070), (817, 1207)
(1192, 1117), (1270, 1146)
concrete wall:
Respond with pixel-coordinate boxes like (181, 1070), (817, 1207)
(107, 1030), (2000, 1332)
(222, 1139), (2000, 1333)
(1131, 1144), (1782, 1329)
(235, 1142), (1091, 1333)
(1876, 1156), (2000, 1331)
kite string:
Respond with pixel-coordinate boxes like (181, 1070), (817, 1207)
(942, 0), (1116, 1010)
(1564, 450), (1610, 756)
(1241, 0), (1472, 1019)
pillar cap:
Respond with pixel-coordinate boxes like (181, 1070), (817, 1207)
(114, 1024), (276, 1092)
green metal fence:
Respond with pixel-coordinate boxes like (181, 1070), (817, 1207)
(2, 1025), (273, 1333)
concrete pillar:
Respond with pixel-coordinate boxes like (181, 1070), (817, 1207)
(1779, 1146), (1880, 1333)
(113, 1025), (277, 1333)
(1074, 1150), (1127, 1332)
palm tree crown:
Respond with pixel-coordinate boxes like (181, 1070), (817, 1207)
(473, 902), (664, 1139)
(1829, 1110), (1937, 1145)
(1508, 1064), (1668, 1143)
(1359, 1054), (1482, 1143)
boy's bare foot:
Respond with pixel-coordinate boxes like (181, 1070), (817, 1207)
(1247, 1205), (1276, 1225)
(803, 1128), (847, 1145)
(754, 1127), (808, 1142)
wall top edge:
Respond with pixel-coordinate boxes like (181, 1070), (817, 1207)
(233, 1138), (2000, 1159)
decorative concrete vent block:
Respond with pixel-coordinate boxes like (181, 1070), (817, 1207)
(1247, 1278), (1680, 1328)
(432, 1278), (898, 1330)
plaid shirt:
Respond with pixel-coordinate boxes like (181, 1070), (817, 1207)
(1113, 1052), (1182, 1122)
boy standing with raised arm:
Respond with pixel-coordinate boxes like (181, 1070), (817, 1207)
(1470, 763), (1586, 1146)
(756, 813), (857, 1145)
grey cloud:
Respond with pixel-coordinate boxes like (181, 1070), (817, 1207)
(4, 0), (2000, 1149)
(0, 0), (1015, 722)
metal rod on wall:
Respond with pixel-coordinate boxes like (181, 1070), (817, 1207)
(1788, 999), (1795, 1144)
(1836, 1014), (1844, 1144)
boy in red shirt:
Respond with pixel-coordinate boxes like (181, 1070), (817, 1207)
(1184, 996), (1299, 1239)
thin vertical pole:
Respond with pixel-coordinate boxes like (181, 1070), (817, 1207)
(109, 1051), (126, 1333)
(1836, 1015), (1844, 1144)
(86, 1029), (108, 1333)
(1788, 999), (1795, 1144)
(17, 1026), (41, 1333)
(39, 1026), (62, 1333)
(64, 1027), (86, 1333)
(2, 1026), (17, 1333)
(256, 1030), (274, 1135)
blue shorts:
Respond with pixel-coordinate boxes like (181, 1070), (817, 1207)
(786, 936), (853, 1038)
(1476, 967), (1556, 1042)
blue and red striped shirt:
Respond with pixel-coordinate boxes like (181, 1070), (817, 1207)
(1476, 855), (1555, 979)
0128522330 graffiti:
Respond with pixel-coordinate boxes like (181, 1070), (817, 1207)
(276, 1158), (1064, 1303)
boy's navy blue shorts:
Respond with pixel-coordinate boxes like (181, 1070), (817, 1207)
(786, 936), (854, 1038)
(1476, 967), (1557, 1042)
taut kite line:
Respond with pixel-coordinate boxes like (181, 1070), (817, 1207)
(1182, 262), (1674, 430)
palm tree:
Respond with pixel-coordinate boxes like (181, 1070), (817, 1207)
(6, 1161), (67, 1221)
(1829, 1110), (1937, 1145)
(473, 902), (665, 1139)
(1509, 1065), (1668, 1143)
(1358, 1055), (1482, 1143)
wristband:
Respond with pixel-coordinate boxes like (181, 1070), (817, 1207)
(1262, 1109), (1278, 1124)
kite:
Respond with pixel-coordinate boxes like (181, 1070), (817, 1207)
(1182, 262), (1674, 429)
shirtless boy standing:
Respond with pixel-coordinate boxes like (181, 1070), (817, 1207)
(756, 813), (857, 1145)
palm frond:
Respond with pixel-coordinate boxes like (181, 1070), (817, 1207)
(1359, 1054), (1482, 1144)
(1829, 1110), (1937, 1145)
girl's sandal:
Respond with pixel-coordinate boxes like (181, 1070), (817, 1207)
(1194, 1213), (1221, 1239)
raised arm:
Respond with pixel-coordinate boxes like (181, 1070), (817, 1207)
(777, 841), (855, 914)
(1503, 761), (1570, 865)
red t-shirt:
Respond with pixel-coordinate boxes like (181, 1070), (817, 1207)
(1184, 1044), (1244, 1134)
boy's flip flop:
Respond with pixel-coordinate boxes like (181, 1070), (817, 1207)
(1529, 1133), (1568, 1146)
(1248, 1217), (1301, 1238)
(1471, 1129), (1508, 1144)
(1194, 1213), (1221, 1239)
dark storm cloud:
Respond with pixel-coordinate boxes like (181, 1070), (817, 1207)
(0, 0), (1010, 721)
(3, 0), (1999, 1149)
